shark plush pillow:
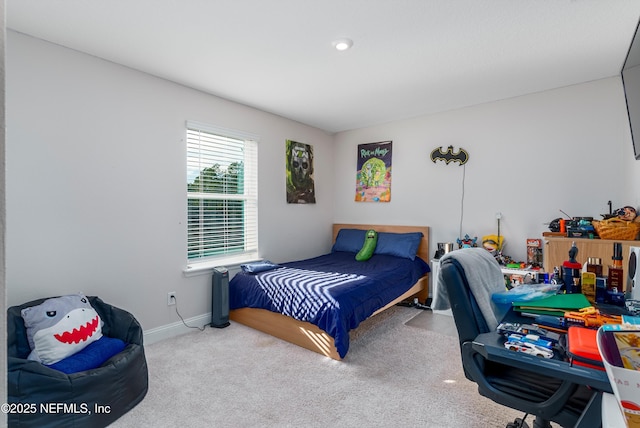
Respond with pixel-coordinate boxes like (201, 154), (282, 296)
(21, 293), (104, 365)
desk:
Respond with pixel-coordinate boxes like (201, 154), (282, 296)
(472, 332), (612, 393)
(472, 308), (614, 427)
(472, 330), (612, 427)
(488, 309), (613, 392)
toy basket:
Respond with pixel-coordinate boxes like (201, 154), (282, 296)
(592, 218), (640, 240)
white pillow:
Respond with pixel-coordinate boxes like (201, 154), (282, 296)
(21, 294), (103, 365)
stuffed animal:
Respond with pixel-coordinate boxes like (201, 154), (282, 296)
(482, 234), (504, 255)
(356, 229), (378, 261)
(21, 293), (103, 365)
(619, 206), (638, 222)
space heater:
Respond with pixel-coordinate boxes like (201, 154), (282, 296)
(629, 247), (640, 301)
(211, 266), (230, 328)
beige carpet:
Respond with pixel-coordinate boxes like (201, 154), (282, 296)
(111, 306), (528, 427)
(404, 309), (458, 338)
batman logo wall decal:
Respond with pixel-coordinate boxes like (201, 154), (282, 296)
(430, 145), (469, 165)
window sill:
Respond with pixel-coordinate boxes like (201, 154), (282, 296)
(183, 253), (261, 278)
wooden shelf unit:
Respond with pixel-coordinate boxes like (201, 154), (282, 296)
(543, 237), (640, 292)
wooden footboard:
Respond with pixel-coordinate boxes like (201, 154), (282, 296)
(230, 224), (430, 360)
(230, 308), (342, 359)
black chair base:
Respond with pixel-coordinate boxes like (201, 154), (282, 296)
(506, 417), (529, 428)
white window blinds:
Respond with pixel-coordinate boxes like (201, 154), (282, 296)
(186, 121), (258, 263)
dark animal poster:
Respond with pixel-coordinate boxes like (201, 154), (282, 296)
(286, 140), (316, 203)
(355, 141), (392, 202)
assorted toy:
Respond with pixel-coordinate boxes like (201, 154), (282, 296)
(481, 235), (502, 256)
(562, 306), (622, 328)
(456, 234), (477, 249)
(602, 203), (637, 221)
(492, 204), (639, 364)
(496, 322), (561, 344)
(562, 241), (582, 294)
(506, 333), (553, 350)
(504, 336), (554, 359)
(499, 304), (628, 362)
(547, 203), (640, 240)
(480, 213), (538, 269)
(526, 239), (543, 267)
(498, 321), (560, 359)
(355, 229), (378, 261)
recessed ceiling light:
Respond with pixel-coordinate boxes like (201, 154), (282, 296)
(333, 38), (353, 51)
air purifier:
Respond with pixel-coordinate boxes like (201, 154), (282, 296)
(629, 247), (640, 301)
(211, 266), (230, 328)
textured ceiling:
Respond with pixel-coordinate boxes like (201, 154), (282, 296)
(7, 0), (640, 133)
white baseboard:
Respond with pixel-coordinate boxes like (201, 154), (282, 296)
(143, 312), (212, 345)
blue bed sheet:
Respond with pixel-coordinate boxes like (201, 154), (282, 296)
(229, 252), (430, 358)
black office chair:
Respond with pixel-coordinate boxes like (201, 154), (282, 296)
(437, 248), (600, 428)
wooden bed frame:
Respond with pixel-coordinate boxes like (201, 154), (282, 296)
(229, 224), (430, 360)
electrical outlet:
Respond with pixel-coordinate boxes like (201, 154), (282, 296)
(167, 292), (176, 306)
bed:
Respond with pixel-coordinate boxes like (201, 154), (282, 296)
(229, 224), (430, 360)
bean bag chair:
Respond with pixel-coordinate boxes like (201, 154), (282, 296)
(7, 295), (148, 427)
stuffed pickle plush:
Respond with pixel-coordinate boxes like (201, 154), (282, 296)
(356, 229), (378, 261)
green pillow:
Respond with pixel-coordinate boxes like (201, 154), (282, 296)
(356, 229), (378, 261)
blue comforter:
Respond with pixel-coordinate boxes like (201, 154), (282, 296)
(229, 252), (430, 358)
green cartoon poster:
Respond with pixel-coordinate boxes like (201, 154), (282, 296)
(286, 140), (316, 203)
(355, 141), (392, 202)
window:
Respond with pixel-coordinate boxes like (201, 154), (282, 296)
(186, 121), (258, 268)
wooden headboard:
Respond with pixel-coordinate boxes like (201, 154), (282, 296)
(332, 224), (430, 262)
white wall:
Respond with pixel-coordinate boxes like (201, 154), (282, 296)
(333, 77), (637, 263)
(6, 31), (334, 334)
(8, 29), (640, 342)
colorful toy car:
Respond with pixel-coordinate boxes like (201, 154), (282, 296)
(504, 337), (554, 359)
(506, 333), (553, 350)
(496, 322), (561, 344)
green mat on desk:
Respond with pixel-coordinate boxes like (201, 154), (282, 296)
(512, 293), (591, 317)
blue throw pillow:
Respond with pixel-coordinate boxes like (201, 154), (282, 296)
(46, 336), (126, 374)
(241, 260), (280, 274)
(331, 229), (367, 253)
(374, 232), (423, 260)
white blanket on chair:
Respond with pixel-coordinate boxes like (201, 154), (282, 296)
(432, 247), (506, 330)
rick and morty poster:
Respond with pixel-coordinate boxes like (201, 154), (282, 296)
(355, 141), (392, 202)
